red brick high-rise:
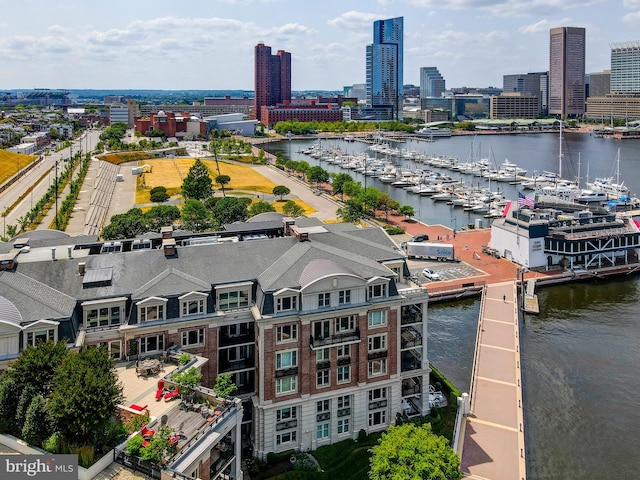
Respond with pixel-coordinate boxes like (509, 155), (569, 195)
(254, 42), (291, 123)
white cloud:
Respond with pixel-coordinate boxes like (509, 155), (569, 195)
(622, 11), (640, 22)
(408, 0), (607, 17)
(328, 11), (385, 30)
(519, 18), (572, 34)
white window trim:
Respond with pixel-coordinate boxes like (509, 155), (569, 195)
(181, 328), (205, 348)
(368, 310), (388, 328)
(276, 349), (298, 369)
(137, 297), (168, 323)
(274, 288), (300, 313)
(316, 369), (330, 388)
(215, 282), (253, 311)
(276, 376), (298, 395)
(337, 365), (350, 383)
(368, 334), (387, 352)
(368, 358), (387, 377)
(82, 297), (127, 329)
(179, 292), (208, 317)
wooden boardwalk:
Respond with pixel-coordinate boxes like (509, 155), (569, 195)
(458, 281), (527, 480)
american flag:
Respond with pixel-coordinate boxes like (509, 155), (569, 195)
(518, 192), (535, 208)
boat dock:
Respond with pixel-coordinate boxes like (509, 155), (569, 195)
(457, 281), (527, 480)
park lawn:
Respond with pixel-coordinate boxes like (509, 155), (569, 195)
(0, 151), (37, 184)
(135, 158), (278, 204)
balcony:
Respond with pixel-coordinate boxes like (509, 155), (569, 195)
(401, 349), (423, 372)
(401, 327), (422, 349)
(275, 367), (299, 378)
(219, 331), (255, 347)
(218, 357), (254, 373)
(367, 350), (388, 361)
(310, 328), (360, 348)
(337, 356), (351, 366)
(402, 377), (422, 397)
(210, 447), (234, 480)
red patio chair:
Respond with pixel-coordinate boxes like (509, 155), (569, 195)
(163, 390), (180, 402)
(141, 424), (155, 438)
(155, 389), (164, 401)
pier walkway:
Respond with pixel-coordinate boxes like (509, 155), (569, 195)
(458, 281), (526, 480)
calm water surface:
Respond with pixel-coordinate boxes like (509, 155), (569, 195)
(270, 133), (640, 479)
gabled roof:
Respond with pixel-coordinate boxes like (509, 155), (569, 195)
(133, 267), (212, 299)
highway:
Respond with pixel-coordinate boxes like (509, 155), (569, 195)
(1, 130), (102, 237)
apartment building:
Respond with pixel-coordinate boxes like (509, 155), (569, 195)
(0, 215), (429, 461)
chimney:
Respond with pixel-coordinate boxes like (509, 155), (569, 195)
(51, 247), (56, 261)
(163, 238), (177, 257)
(161, 226), (173, 240)
(78, 262), (86, 276)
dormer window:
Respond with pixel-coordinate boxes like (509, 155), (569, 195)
(368, 283), (388, 299)
(274, 288), (300, 313)
(216, 282), (252, 311)
(179, 292), (207, 317)
(82, 297), (127, 329)
(137, 297), (168, 322)
(22, 320), (59, 348)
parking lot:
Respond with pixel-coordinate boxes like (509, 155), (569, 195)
(409, 259), (484, 283)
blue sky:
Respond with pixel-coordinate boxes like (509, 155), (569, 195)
(1, 0), (639, 90)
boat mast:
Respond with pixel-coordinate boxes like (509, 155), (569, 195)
(559, 121), (563, 178)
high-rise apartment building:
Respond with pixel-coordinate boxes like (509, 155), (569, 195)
(366, 17), (403, 120)
(549, 27), (586, 117)
(254, 42), (291, 123)
(420, 67), (445, 100)
(610, 41), (640, 94)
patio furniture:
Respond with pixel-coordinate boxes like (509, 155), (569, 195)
(129, 404), (148, 412)
(164, 390), (180, 402)
(155, 389), (164, 401)
(141, 425), (155, 439)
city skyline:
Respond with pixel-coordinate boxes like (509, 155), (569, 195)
(1, 0), (639, 91)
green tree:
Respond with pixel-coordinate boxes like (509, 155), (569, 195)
(7, 340), (68, 396)
(0, 377), (19, 434)
(272, 185), (291, 200)
(15, 384), (37, 433)
(307, 165), (330, 187)
(336, 199), (365, 223)
(181, 159), (213, 200)
(213, 373), (237, 399)
(369, 423), (462, 480)
(22, 395), (51, 448)
(149, 186), (169, 203)
(102, 209), (150, 240)
(282, 200), (305, 218)
(331, 173), (354, 199)
(145, 204), (181, 230)
(399, 205), (415, 220)
(171, 367), (202, 393)
(210, 196), (248, 228)
(248, 201), (276, 216)
(181, 199), (211, 232)
(47, 346), (123, 446)
(215, 175), (231, 190)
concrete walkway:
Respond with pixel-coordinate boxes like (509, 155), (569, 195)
(459, 281), (526, 480)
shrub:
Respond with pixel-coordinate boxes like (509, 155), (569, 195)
(292, 453), (317, 472)
(127, 412), (150, 433)
(385, 226), (405, 235)
(357, 429), (368, 442)
(178, 353), (191, 365)
(150, 186), (169, 202)
(43, 432), (62, 453)
(126, 435), (144, 456)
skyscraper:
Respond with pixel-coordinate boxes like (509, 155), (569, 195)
(549, 27), (586, 117)
(254, 42), (291, 123)
(420, 67), (445, 99)
(610, 41), (640, 94)
(366, 16), (403, 120)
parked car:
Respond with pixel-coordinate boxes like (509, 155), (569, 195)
(411, 234), (429, 242)
(422, 268), (441, 281)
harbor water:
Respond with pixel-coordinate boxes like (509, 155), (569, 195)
(267, 132), (640, 479)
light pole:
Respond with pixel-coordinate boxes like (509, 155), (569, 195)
(286, 131), (293, 160)
(54, 160), (59, 230)
(2, 207), (6, 239)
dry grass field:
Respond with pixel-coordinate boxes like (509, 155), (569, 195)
(135, 158), (289, 206)
(0, 151), (37, 184)
(98, 152), (157, 165)
(272, 199), (316, 216)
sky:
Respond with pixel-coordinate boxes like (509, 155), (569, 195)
(1, 0), (639, 91)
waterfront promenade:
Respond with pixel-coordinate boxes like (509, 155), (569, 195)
(457, 282), (526, 480)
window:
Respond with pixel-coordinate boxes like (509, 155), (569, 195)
(369, 388), (387, 402)
(86, 305), (121, 328)
(276, 430), (297, 445)
(316, 369), (330, 388)
(276, 295), (298, 312)
(140, 304), (164, 322)
(368, 310), (387, 327)
(317, 400), (331, 414)
(337, 365), (350, 383)
(368, 334), (387, 352)
(276, 376), (297, 395)
(335, 315), (356, 333)
(316, 348), (330, 363)
(338, 290), (351, 305)
(277, 407), (297, 422)
(181, 328), (205, 347)
(26, 329), (55, 346)
(276, 324), (298, 343)
(276, 350), (297, 369)
(368, 283), (387, 299)
(337, 395), (351, 409)
(337, 344), (350, 359)
(368, 359), (387, 377)
(218, 289), (250, 310)
(316, 423), (330, 439)
(99, 340), (121, 360)
(368, 410), (387, 427)
(313, 320), (331, 340)
(139, 335), (164, 354)
(337, 418), (350, 434)
(181, 299), (204, 316)
(318, 292), (331, 308)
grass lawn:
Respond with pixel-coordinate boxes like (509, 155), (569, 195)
(133, 159), (316, 217)
(0, 151), (37, 184)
